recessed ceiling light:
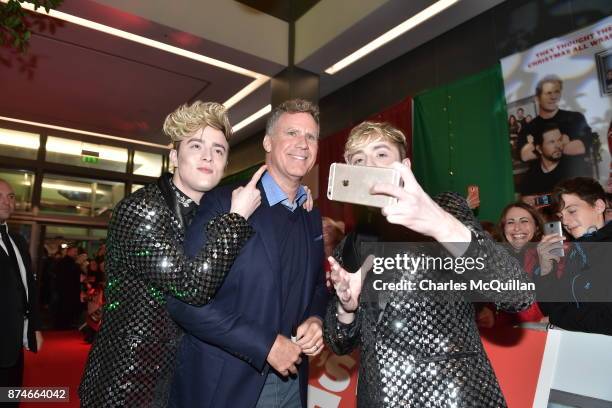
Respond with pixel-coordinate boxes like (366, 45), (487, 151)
(325, 0), (460, 75)
(233, 105), (272, 133)
(0, 115), (170, 149)
(7, 0), (270, 108)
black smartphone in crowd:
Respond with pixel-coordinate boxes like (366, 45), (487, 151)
(535, 194), (553, 206)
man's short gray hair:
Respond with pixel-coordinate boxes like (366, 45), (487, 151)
(265, 99), (320, 136)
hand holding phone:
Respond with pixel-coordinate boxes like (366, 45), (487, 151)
(370, 162), (472, 246)
(537, 221), (565, 276)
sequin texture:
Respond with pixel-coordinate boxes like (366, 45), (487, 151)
(324, 192), (534, 408)
(79, 181), (253, 407)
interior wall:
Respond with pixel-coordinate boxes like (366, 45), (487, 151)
(225, 130), (265, 176)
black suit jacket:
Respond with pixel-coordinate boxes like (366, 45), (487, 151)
(0, 230), (41, 367)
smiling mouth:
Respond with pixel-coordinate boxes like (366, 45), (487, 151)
(511, 234), (527, 240)
(288, 154), (307, 160)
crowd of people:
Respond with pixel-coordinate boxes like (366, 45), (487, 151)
(476, 180), (612, 335)
(38, 243), (107, 341)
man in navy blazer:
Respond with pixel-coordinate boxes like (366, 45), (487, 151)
(167, 99), (328, 408)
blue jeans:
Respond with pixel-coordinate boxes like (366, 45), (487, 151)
(255, 372), (301, 408)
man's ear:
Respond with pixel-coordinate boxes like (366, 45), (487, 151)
(535, 145), (543, 155)
(401, 158), (411, 168)
(169, 149), (178, 169)
(594, 198), (606, 215)
(263, 135), (272, 153)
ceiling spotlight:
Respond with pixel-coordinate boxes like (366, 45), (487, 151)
(233, 105), (272, 133)
(325, 0), (460, 75)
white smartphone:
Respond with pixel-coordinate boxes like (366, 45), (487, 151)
(543, 221), (564, 257)
(327, 163), (401, 208)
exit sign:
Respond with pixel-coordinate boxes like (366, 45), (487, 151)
(81, 149), (99, 164)
(81, 156), (99, 163)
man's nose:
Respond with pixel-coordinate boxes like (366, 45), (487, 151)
(295, 133), (308, 148)
(201, 148), (212, 161)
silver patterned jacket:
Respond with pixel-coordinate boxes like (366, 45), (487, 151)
(79, 174), (253, 407)
(324, 192), (535, 408)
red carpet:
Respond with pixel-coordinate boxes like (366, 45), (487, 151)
(21, 331), (91, 408)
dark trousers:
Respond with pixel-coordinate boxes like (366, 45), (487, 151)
(0, 348), (24, 408)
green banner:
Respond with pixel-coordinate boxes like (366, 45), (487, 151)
(413, 64), (514, 221)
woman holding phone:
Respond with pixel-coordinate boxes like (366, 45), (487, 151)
(324, 122), (535, 408)
(478, 203), (549, 328)
(534, 177), (612, 336)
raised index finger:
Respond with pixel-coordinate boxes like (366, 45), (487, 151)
(247, 165), (267, 188)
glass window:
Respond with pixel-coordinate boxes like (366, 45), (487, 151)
(46, 225), (107, 240)
(43, 226), (106, 247)
(44, 226), (107, 258)
(40, 174), (124, 218)
(0, 128), (40, 160)
(46, 225), (89, 238)
(0, 168), (35, 211)
(131, 184), (145, 193)
(133, 151), (163, 177)
(167, 155), (174, 174)
(45, 136), (128, 173)
(90, 229), (107, 239)
(6, 223), (32, 244)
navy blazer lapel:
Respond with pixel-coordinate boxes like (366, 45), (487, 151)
(302, 211), (316, 288)
(249, 183), (281, 277)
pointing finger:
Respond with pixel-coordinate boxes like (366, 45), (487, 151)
(247, 165), (267, 188)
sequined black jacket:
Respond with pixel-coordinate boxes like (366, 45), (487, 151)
(79, 175), (253, 407)
(324, 192), (535, 408)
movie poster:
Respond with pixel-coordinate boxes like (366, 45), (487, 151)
(501, 15), (612, 205)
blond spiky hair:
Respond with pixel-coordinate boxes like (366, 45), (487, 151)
(163, 101), (232, 148)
